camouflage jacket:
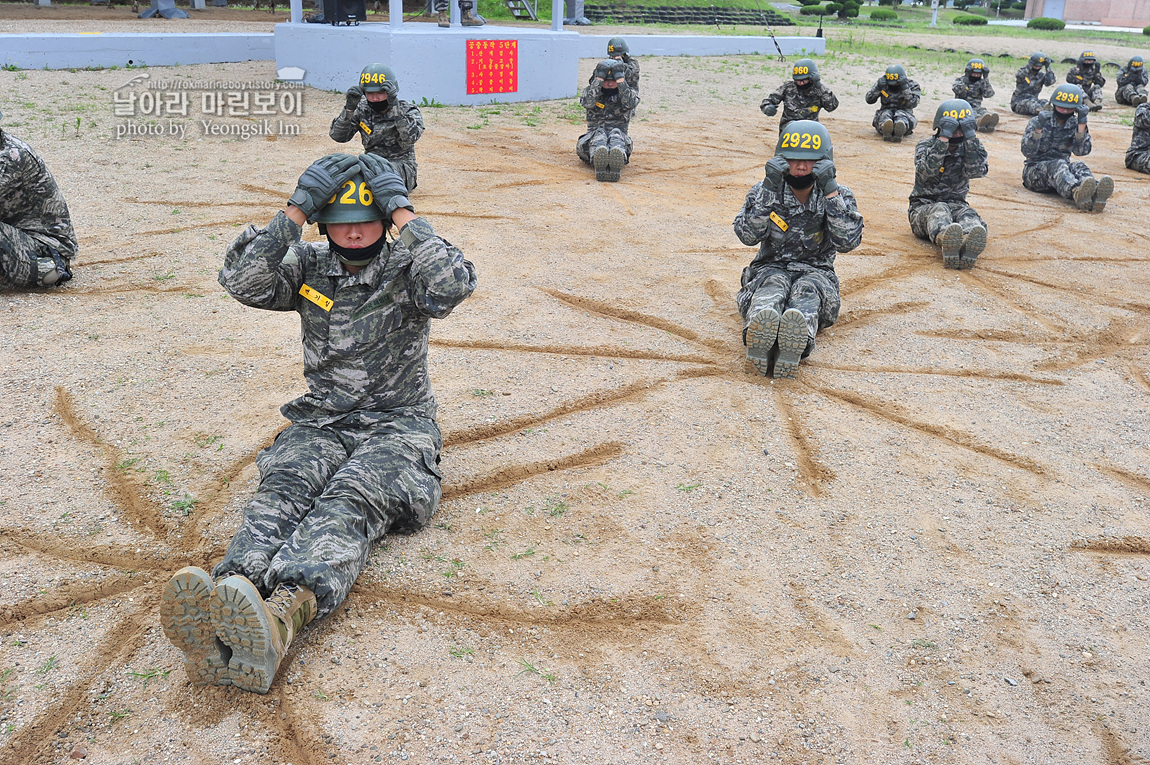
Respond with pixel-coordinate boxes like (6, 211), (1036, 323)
(581, 81), (639, 131)
(219, 212), (477, 424)
(1066, 64), (1105, 89)
(588, 56), (640, 90)
(909, 136), (988, 207)
(865, 77), (921, 111)
(760, 81), (839, 125)
(1013, 65), (1055, 99)
(330, 99), (425, 162)
(1129, 103), (1150, 156)
(1117, 64), (1149, 89)
(0, 131), (77, 260)
(1021, 109), (1091, 164)
(952, 75), (994, 109)
(733, 180), (863, 277)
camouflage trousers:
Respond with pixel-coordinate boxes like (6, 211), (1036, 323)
(1022, 159), (1094, 200)
(433, 0), (474, 11)
(1082, 83), (1104, 104)
(736, 266), (840, 358)
(1010, 95), (1047, 116)
(908, 201), (986, 243)
(576, 127), (633, 164)
(367, 149), (418, 192)
(1126, 149), (1150, 174)
(213, 415), (442, 617)
(0, 222), (68, 288)
(1116, 84), (1148, 105)
(872, 108), (917, 134)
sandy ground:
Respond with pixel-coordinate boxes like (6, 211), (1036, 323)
(0, 17), (1149, 765)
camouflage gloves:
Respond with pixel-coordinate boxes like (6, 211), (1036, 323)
(960, 117), (977, 140)
(289, 153), (361, 220)
(764, 155), (790, 187)
(938, 115), (960, 139)
(812, 159), (839, 196)
(357, 154), (413, 220)
(1076, 101), (1090, 122)
(763, 102), (779, 117)
(345, 86), (364, 112)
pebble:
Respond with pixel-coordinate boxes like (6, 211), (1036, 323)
(906, 612), (916, 620)
(750, 733), (761, 743)
(1004, 677), (1018, 687)
(69, 745), (87, 759)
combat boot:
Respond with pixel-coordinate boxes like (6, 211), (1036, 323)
(1073, 177), (1097, 211)
(461, 3), (484, 25)
(959, 225), (986, 269)
(978, 112), (998, 132)
(937, 222), (964, 269)
(36, 252), (71, 287)
(437, 10), (448, 25)
(1091, 175), (1113, 213)
(160, 567), (232, 686)
(774, 309), (808, 379)
(211, 576), (316, 694)
(891, 120), (907, 142)
(592, 146), (613, 182)
(745, 307), (781, 377)
(880, 118), (895, 142)
(606, 146), (626, 181)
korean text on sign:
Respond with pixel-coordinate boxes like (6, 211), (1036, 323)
(466, 39), (519, 95)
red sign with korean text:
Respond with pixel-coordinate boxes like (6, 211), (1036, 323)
(466, 39), (519, 95)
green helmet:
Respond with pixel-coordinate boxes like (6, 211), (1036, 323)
(359, 63), (398, 96)
(965, 58), (987, 78)
(775, 119), (832, 161)
(314, 165), (385, 228)
(933, 98), (973, 129)
(1077, 50), (1097, 67)
(1130, 55), (1144, 69)
(1028, 51), (1048, 68)
(606, 37), (629, 57)
(1049, 83), (1086, 110)
(594, 58), (627, 82)
(792, 58), (819, 83)
(884, 64), (907, 85)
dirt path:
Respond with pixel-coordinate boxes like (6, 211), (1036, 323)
(0, 37), (1148, 765)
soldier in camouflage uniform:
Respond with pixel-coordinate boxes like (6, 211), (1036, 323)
(577, 59), (640, 183)
(760, 58), (839, 131)
(1126, 102), (1150, 173)
(1021, 84), (1114, 212)
(909, 100), (989, 270)
(734, 120), (864, 379)
(588, 37), (640, 91)
(865, 65), (920, 142)
(953, 58), (999, 133)
(1115, 56), (1148, 106)
(1012, 51), (1056, 116)
(0, 110), (76, 288)
(160, 152), (477, 694)
(1066, 51), (1105, 111)
(331, 64), (425, 191)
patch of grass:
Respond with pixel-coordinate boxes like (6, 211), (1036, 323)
(418, 97), (445, 108)
(169, 495), (198, 516)
(34, 656), (59, 675)
(482, 527), (504, 551)
(869, 623), (883, 631)
(912, 639), (937, 649)
(440, 559), (464, 578)
(152, 271), (176, 282)
(1, 64), (18, 72)
(470, 388), (495, 396)
(152, 469), (172, 485)
(192, 432), (223, 448)
(675, 482), (702, 492)
(449, 646), (475, 659)
(511, 547), (536, 560)
(113, 457), (140, 473)
(109, 708), (132, 721)
(532, 588), (553, 606)
(515, 658), (556, 684)
(543, 496), (569, 517)
(434, 522), (455, 533)
(126, 668), (170, 690)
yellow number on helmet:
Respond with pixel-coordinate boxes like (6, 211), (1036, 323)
(811, 134), (821, 150)
(794, 66), (808, 75)
(886, 73), (899, 80)
(338, 180), (356, 205)
(358, 183), (374, 206)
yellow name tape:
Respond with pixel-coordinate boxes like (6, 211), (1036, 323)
(299, 284), (333, 312)
(770, 212), (788, 232)
(596, 102), (605, 108)
(359, 120), (373, 135)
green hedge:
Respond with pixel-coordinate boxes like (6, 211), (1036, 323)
(868, 7), (898, 19)
(1027, 16), (1065, 28)
(1143, 23), (1149, 34)
(839, 1), (859, 17)
(798, 0), (822, 6)
(799, 4), (826, 14)
(955, 13), (988, 24)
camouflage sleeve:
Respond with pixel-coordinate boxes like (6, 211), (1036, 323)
(962, 138), (989, 179)
(903, 81), (922, 109)
(1067, 67), (1081, 84)
(916, 136), (947, 175)
(820, 87), (839, 112)
(1043, 69), (1056, 86)
(218, 211), (305, 311)
(765, 83), (787, 107)
(394, 103), (425, 150)
(1072, 126), (1091, 157)
(400, 218), (478, 319)
(1016, 68), (1030, 88)
(952, 77), (966, 98)
(579, 83), (601, 110)
(1020, 116), (1043, 159)
(824, 186), (863, 253)
(732, 181), (775, 246)
(865, 80), (881, 104)
(329, 102), (361, 143)
(1137, 104), (1150, 130)
(618, 82), (640, 111)
(1096, 71), (1106, 86)
(983, 78), (995, 99)
(1141, 68), (1149, 87)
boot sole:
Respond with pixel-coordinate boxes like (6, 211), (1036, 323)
(774, 309), (807, 379)
(606, 147), (626, 182)
(592, 147), (612, 182)
(211, 576), (281, 694)
(979, 113), (999, 132)
(1074, 177), (1097, 211)
(880, 119), (894, 141)
(160, 567), (231, 686)
(745, 307), (780, 376)
(959, 225), (986, 269)
(1092, 175), (1113, 213)
(939, 222), (964, 269)
(892, 121), (907, 142)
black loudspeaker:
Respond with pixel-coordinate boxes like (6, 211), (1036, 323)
(329, 0), (366, 25)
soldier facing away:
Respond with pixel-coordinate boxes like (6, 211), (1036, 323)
(160, 153), (477, 694)
(1115, 56), (1148, 106)
(331, 64), (425, 191)
(866, 65), (921, 142)
(760, 58), (839, 131)
(1021, 84), (1114, 212)
(588, 37), (640, 91)
(908, 100), (989, 270)
(577, 58), (640, 183)
(0, 109), (76, 288)
(734, 120), (864, 379)
(1066, 50), (1105, 111)
(1126, 102), (1150, 173)
(1012, 51), (1057, 116)
(953, 58), (998, 133)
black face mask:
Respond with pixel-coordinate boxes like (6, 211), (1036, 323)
(602, 85), (619, 98)
(367, 98), (390, 113)
(328, 234), (386, 267)
(784, 173), (816, 190)
(796, 79), (812, 89)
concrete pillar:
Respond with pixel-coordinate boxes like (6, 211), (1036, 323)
(290, 0), (302, 21)
(212, 0), (227, 5)
(389, 0), (402, 27)
(35, 0), (51, 7)
(191, 0), (205, 8)
(551, 0), (562, 30)
(450, 0), (460, 26)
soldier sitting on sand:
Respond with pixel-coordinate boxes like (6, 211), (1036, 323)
(1115, 56), (1148, 106)
(760, 58), (839, 131)
(1012, 52), (1056, 116)
(1021, 84), (1114, 213)
(865, 65), (921, 143)
(331, 64), (425, 192)
(1066, 51), (1105, 112)
(953, 58), (998, 133)
(577, 59), (640, 183)
(1126, 102), (1150, 173)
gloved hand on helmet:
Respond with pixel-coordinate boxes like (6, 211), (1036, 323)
(288, 153), (361, 220)
(812, 159), (839, 196)
(357, 154), (413, 220)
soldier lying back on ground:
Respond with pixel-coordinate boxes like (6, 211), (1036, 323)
(331, 63), (425, 191)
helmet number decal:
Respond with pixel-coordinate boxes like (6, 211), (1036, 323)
(1134, 61), (1144, 67)
(780, 132), (822, 150)
(970, 62), (983, 70)
(327, 180), (375, 207)
(360, 72), (388, 85)
(885, 72), (900, 81)
(1053, 89), (1080, 103)
(942, 107), (972, 120)
(793, 65), (809, 75)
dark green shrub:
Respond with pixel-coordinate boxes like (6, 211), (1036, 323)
(825, 2), (842, 12)
(1027, 15), (1065, 28)
(799, 4), (826, 14)
(869, 7), (898, 19)
(955, 13), (988, 23)
(838, 0), (860, 16)
(1144, 23), (1150, 34)
(799, 0), (822, 6)
(1011, 1), (1027, 8)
